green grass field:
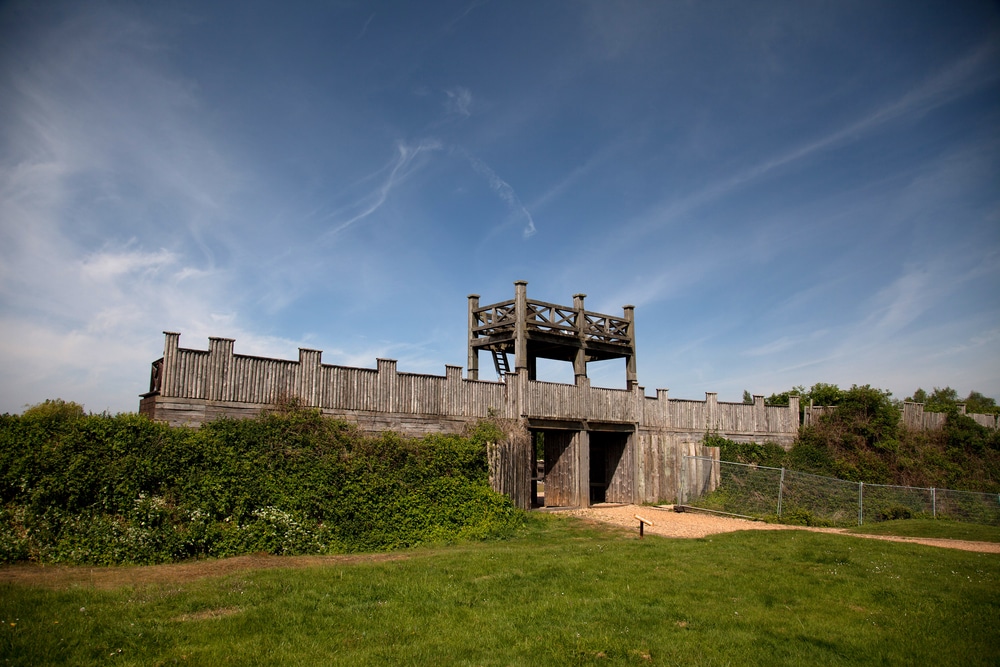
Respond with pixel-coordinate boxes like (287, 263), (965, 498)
(1, 514), (997, 666)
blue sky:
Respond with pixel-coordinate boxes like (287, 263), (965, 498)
(1, 0), (998, 414)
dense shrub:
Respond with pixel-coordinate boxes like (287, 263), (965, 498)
(875, 505), (913, 522)
(20, 398), (85, 422)
(944, 410), (1000, 454)
(710, 436), (787, 468)
(0, 410), (523, 565)
(779, 508), (830, 527)
(707, 383), (1000, 494)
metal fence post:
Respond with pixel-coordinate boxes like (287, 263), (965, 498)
(858, 482), (864, 526)
(777, 467), (785, 518)
(686, 459), (999, 527)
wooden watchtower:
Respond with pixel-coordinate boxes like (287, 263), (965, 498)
(467, 281), (637, 388)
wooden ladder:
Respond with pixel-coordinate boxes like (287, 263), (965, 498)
(491, 349), (511, 378)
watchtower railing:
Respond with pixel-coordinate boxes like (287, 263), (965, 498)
(526, 299), (578, 335)
(472, 299), (516, 337)
(582, 311), (631, 344)
(472, 298), (631, 344)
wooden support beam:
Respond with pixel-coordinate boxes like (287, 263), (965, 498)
(623, 304), (637, 389)
(573, 293), (587, 381)
(577, 429), (590, 508)
(467, 294), (480, 380)
(514, 281), (528, 374)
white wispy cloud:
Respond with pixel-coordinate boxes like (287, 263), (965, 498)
(527, 135), (639, 213)
(357, 13), (376, 39)
(444, 86), (473, 118)
(634, 39), (1000, 236)
(459, 149), (537, 239)
(743, 336), (800, 358)
(444, 0), (492, 32)
(0, 4), (254, 412)
(852, 252), (997, 346)
(324, 139), (442, 236)
(80, 246), (177, 282)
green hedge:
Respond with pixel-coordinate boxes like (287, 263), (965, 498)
(0, 410), (523, 565)
(710, 404), (1000, 493)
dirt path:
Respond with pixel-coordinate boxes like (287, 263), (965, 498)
(564, 504), (1000, 553)
(3, 507), (995, 590)
(0, 552), (409, 590)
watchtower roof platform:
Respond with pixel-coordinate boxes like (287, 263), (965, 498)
(468, 281), (637, 386)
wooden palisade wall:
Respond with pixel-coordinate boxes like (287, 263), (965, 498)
(136, 333), (796, 508)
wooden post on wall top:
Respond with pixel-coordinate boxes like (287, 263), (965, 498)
(753, 394), (765, 433)
(377, 359), (397, 413)
(706, 391), (718, 432)
(162, 332), (180, 397)
(514, 280), (528, 375)
(788, 394), (801, 428)
(208, 337), (235, 402)
(623, 304), (637, 389)
(298, 348), (322, 407)
(573, 293), (587, 383)
(467, 294), (480, 381)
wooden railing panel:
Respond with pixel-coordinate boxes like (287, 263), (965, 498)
(472, 298), (631, 345)
(668, 400), (707, 431)
(524, 299), (578, 335)
(173, 349), (208, 399)
(460, 379), (507, 418)
(588, 386), (634, 422)
(581, 312), (630, 344)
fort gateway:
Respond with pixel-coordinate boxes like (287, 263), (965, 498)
(140, 282), (801, 509)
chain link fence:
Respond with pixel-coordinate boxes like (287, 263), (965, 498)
(681, 456), (1000, 527)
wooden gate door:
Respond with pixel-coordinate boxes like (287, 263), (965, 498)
(543, 430), (578, 507)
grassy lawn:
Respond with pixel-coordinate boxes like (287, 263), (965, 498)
(1, 514), (997, 666)
(847, 519), (1000, 542)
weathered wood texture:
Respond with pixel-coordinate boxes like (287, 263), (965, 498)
(678, 445), (722, 504)
(602, 433), (633, 504)
(804, 401), (997, 431)
(543, 430), (579, 507)
(900, 401), (997, 429)
(487, 420), (533, 510)
(139, 333), (796, 507)
(634, 432), (720, 504)
(468, 282), (638, 387)
(143, 334), (803, 446)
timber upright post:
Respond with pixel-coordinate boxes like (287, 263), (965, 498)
(573, 292), (591, 509)
(624, 304), (637, 389)
(514, 280), (530, 378)
(467, 294), (480, 380)
(162, 331), (180, 397)
(469, 281), (635, 389)
(577, 429), (591, 508)
(573, 293), (587, 384)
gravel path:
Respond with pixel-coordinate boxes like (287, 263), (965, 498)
(562, 504), (1000, 553)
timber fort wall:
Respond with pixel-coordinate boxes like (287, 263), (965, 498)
(139, 332), (801, 444)
(139, 332), (798, 508)
(138, 283), (994, 510)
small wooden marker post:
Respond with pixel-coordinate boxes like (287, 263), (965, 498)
(634, 514), (653, 538)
